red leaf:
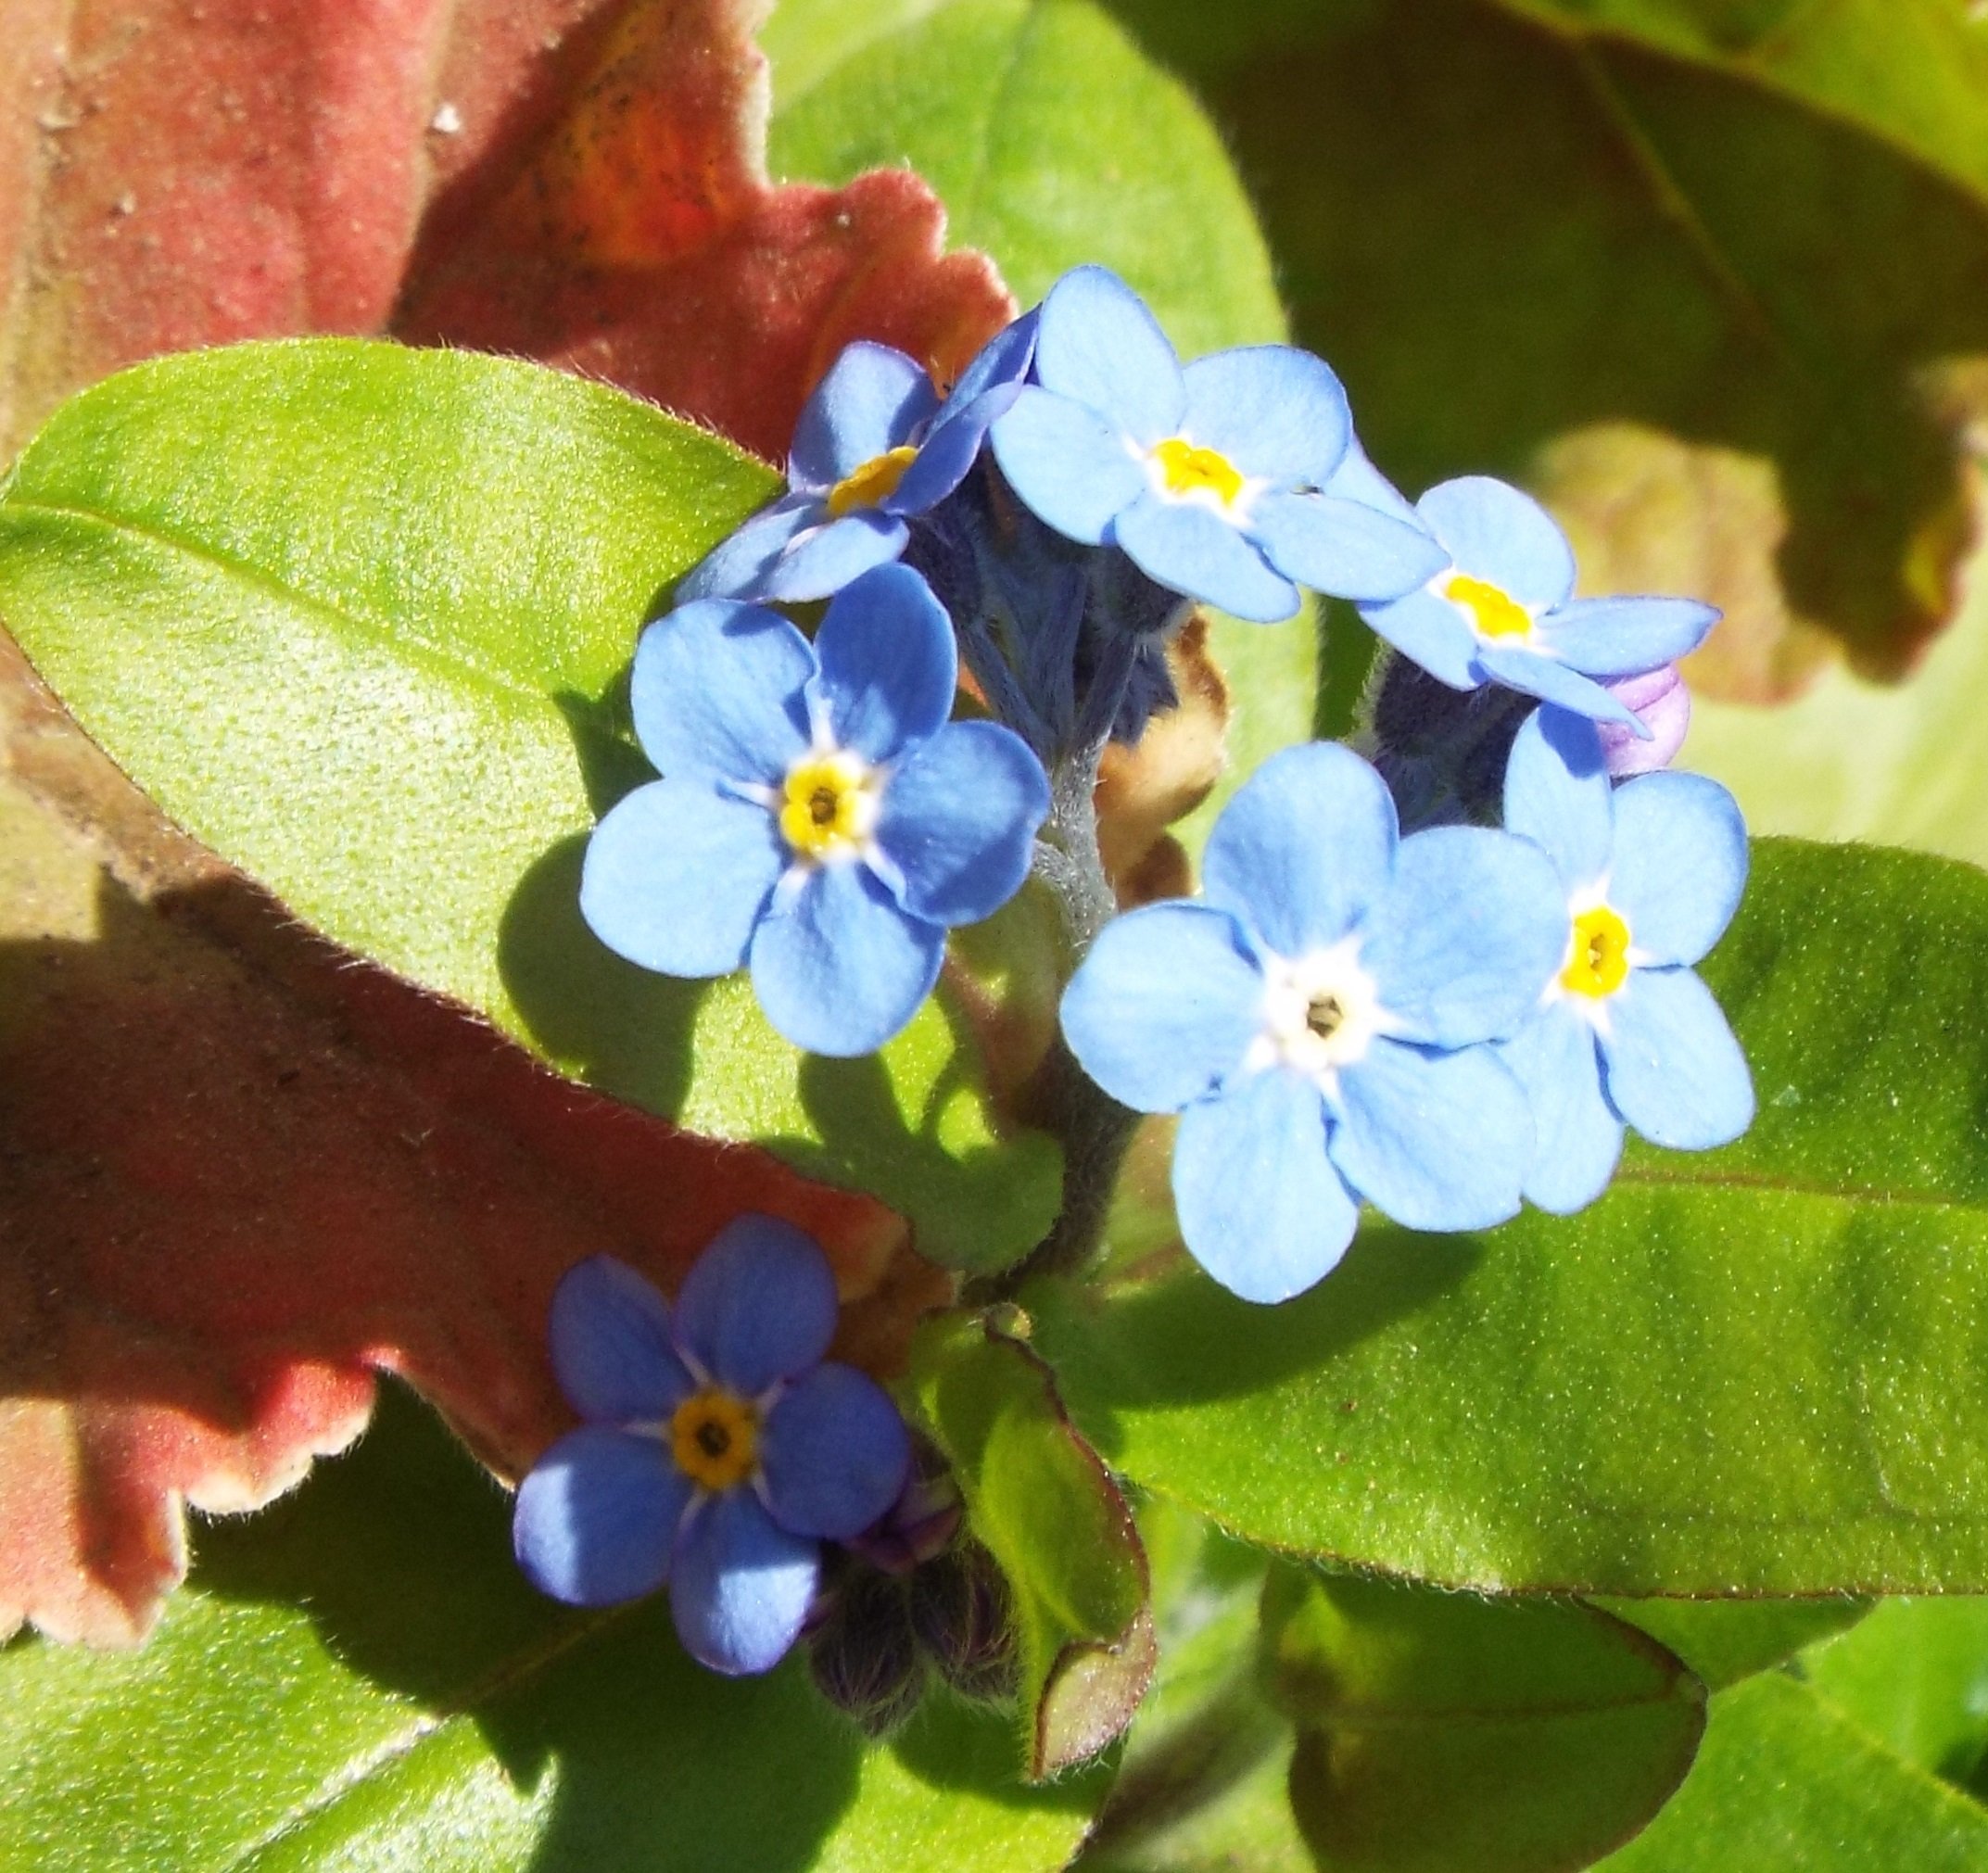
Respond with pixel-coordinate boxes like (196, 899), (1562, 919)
(394, 0), (1013, 460)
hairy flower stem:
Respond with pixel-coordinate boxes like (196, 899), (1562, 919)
(985, 626), (1144, 1299)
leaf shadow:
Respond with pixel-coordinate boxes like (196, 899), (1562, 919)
(497, 708), (706, 1132)
(195, 1383), (1091, 1867)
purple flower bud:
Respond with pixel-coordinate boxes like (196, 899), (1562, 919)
(1597, 664), (1690, 777)
(845, 1451), (964, 1576)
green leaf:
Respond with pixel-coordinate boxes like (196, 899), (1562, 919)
(1598, 1597), (1870, 1691)
(1261, 1566), (1704, 1873)
(1801, 1599), (1988, 1795)
(1031, 840), (1988, 1595)
(908, 1312), (1155, 1776)
(0, 1385), (1109, 1873)
(761, 0), (1313, 836)
(1594, 1674), (1988, 1871)
(1107, 0), (1988, 699)
(0, 340), (1059, 1272)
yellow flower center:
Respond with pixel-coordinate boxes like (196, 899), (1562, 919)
(779, 752), (878, 862)
(1151, 436), (1247, 509)
(670, 1388), (760, 1492)
(827, 446), (919, 519)
(1444, 573), (1534, 641)
(1561, 904), (1632, 999)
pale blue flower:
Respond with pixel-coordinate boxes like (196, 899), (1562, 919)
(1359, 476), (1719, 730)
(1499, 707), (1754, 1212)
(1060, 742), (1566, 1301)
(582, 563), (1049, 1056)
(988, 267), (1443, 622)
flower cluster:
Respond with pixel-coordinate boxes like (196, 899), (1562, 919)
(540, 261), (1758, 1679)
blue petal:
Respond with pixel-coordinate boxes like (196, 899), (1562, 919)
(1251, 489), (1447, 603)
(673, 1212), (837, 1394)
(1060, 903), (1266, 1113)
(878, 720), (1049, 926)
(1600, 966), (1755, 1150)
(890, 408), (989, 513)
(1323, 442), (1422, 525)
(1360, 826), (1566, 1045)
(1032, 264), (1184, 444)
(1180, 346), (1349, 485)
(1112, 492), (1299, 622)
(809, 563), (956, 764)
(513, 1427), (691, 1607)
(749, 861), (944, 1057)
(677, 497), (819, 603)
(629, 600), (813, 785)
(1500, 1002), (1623, 1214)
(760, 1363), (911, 1539)
(1473, 643), (1645, 730)
(669, 1488), (818, 1677)
(548, 1256), (695, 1424)
(1329, 1040), (1531, 1232)
(790, 342), (936, 488)
(761, 511), (908, 603)
(1417, 476), (1576, 607)
(1607, 773), (1749, 967)
(1501, 705), (1614, 890)
(580, 778), (783, 978)
(1172, 1069), (1356, 1303)
(1358, 588), (1481, 690)
(990, 386), (1146, 545)
(1534, 596), (1720, 677)
(944, 307), (1039, 411)
(1202, 741), (1397, 957)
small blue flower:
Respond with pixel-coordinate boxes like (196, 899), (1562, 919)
(682, 321), (1038, 603)
(1060, 742), (1566, 1302)
(987, 266), (1445, 623)
(513, 1220), (912, 1677)
(581, 562), (1050, 1057)
(1498, 707), (1754, 1212)
(1359, 476), (1719, 730)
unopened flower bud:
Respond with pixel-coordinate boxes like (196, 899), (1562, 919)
(1597, 664), (1690, 777)
(908, 1541), (1019, 1702)
(807, 1563), (926, 1737)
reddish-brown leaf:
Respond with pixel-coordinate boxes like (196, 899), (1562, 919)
(393, 0), (1013, 461)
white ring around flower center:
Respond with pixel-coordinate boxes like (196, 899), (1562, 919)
(1131, 433), (1265, 522)
(1246, 936), (1392, 1085)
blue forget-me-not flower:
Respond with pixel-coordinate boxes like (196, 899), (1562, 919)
(988, 266), (1445, 623)
(513, 1218), (912, 1677)
(1498, 706), (1754, 1212)
(581, 562), (1050, 1057)
(1359, 476), (1719, 730)
(1060, 742), (1567, 1302)
(682, 322), (1037, 604)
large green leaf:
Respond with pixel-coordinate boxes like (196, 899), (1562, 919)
(1261, 1568), (1703, 1873)
(761, 0), (1313, 837)
(1595, 1673), (1988, 1870)
(908, 1313), (1155, 1776)
(1032, 839), (1988, 1595)
(1801, 1599), (1988, 1797)
(1108, 0), (1988, 702)
(0, 340), (1059, 1271)
(0, 1385), (1108, 1872)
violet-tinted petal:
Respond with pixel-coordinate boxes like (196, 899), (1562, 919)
(548, 1256), (695, 1424)
(513, 1427), (690, 1608)
(669, 1488), (819, 1676)
(673, 1213), (838, 1394)
(761, 1363), (911, 1539)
